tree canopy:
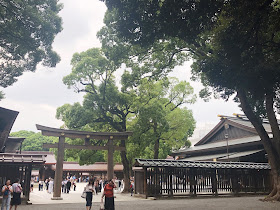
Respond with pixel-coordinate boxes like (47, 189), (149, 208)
(101, 0), (280, 200)
(129, 78), (195, 159)
(0, 0), (62, 98)
(57, 47), (196, 191)
(10, 130), (56, 151)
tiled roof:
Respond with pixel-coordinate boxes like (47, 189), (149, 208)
(21, 151), (56, 164)
(172, 135), (267, 155)
(0, 107), (19, 151)
(4, 137), (25, 153)
(226, 116), (274, 133)
(193, 114), (278, 146)
(0, 153), (45, 164)
(180, 149), (264, 161)
(135, 159), (271, 170)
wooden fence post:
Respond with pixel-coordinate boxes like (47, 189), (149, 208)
(190, 168), (197, 197)
(211, 169), (218, 196)
(168, 168), (173, 197)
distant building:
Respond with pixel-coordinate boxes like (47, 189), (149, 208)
(171, 114), (272, 162)
(0, 107), (45, 202)
(21, 151), (124, 180)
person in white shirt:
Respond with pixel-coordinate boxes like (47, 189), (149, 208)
(84, 178), (95, 210)
(1, 179), (13, 210)
(48, 178), (54, 194)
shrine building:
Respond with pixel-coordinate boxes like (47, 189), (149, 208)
(171, 114), (270, 162)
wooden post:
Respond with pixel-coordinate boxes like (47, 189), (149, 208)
(25, 164), (32, 201)
(144, 168), (148, 198)
(231, 169), (238, 195)
(253, 170), (258, 194)
(168, 168), (173, 197)
(211, 169), (218, 196)
(190, 168), (197, 197)
(52, 136), (65, 199)
(107, 138), (114, 180)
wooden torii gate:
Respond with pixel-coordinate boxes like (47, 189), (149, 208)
(36, 124), (132, 200)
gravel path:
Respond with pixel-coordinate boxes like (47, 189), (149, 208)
(18, 196), (280, 210)
(14, 183), (280, 210)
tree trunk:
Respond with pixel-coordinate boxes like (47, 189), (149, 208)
(153, 122), (160, 159)
(237, 90), (280, 201)
(265, 93), (280, 157)
(154, 138), (160, 159)
(120, 139), (131, 193)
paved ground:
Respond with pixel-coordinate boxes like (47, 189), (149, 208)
(28, 183), (142, 204)
(19, 196), (280, 210)
(15, 183), (280, 209)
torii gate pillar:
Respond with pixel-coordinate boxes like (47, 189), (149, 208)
(52, 136), (65, 199)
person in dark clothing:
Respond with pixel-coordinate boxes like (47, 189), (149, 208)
(66, 179), (71, 193)
(130, 181), (134, 196)
(94, 180), (99, 195)
(10, 178), (22, 210)
(45, 179), (49, 191)
(38, 180), (43, 191)
(73, 182), (76, 191)
(62, 180), (65, 193)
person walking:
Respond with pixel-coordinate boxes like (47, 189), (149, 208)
(1, 179), (13, 210)
(73, 180), (77, 191)
(130, 181), (134, 196)
(48, 178), (54, 194)
(94, 180), (99, 195)
(45, 179), (49, 191)
(66, 179), (71, 193)
(118, 179), (121, 192)
(63, 180), (67, 193)
(84, 178), (95, 210)
(99, 178), (103, 191)
(61, 180), (65, 193)
(10, 178), (22, 210)
(30, 180), (34, 192)
(101, 180), (116, 210)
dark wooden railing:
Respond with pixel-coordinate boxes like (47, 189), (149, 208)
(143, 167), (271, 197)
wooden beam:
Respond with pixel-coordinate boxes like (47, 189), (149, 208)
(41, 130), (130, 140)
(37, 124), (132, 140)
(43, 143), (126, 151)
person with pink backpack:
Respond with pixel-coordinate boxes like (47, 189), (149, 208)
(10, 178), (22, 210)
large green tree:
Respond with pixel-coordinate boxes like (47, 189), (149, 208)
(191, 1), (280, 201)
(102, 0), (280, 200)
(58, 47), (196, 191)
(59, 48), (135, 192)
(131, 78), (195, 159)
(10, 130), (56, 151)
(0, 0), (62, 98)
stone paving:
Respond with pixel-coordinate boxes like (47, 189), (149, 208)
(28, 183), (142, 204)
(15, 183), (280, 210)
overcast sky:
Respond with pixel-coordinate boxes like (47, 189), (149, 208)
(0, 0), (242, 144)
